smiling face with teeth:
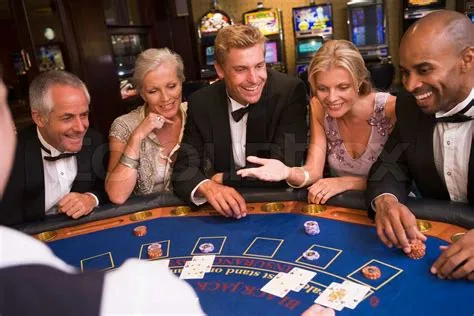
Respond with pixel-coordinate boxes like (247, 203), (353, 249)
(214, 44), (267, 105)
(314, 66), (359, 118)
(399, 15), (474, 114)
(33, 84), (89, 153)
(141, 62), (182, 120)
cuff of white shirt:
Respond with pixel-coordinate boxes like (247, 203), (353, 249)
(84, 192), (99, 207)
(190, 179), (211, 206)
(371, 193), (398, 212)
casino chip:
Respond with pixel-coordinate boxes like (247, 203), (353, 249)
(362, 266), (381, 280)
(147, 243), (163, 259)
(133, 225), (147, 237)
(199, 243), (215, 253)
(406, 239), (426, 260)
(304, 221), (320, 235)
(303, 249), (320, 261)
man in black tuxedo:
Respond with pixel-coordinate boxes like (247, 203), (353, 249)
(172, 24), (308, 219)
(367, 10), (474, 280)
(0, 70), (107, 226)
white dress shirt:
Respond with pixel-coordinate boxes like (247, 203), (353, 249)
(0, 226), (204, 315)
(433, 88), (474, 202)
(228, 95), (249, 169)
(37, 129), (98, 215)
(190, 94), (249, 205)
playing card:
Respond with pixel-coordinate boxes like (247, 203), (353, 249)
(314, 282), (347, 311)
(260, 272), (292, 298)
(192, 255), (215, 272)
(179, 261), (206, 279)
(288, 267), (317, 292)
(342, 281), (371, 309)
(179, 268), (205, 279)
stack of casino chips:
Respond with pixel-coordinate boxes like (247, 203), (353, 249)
(133, 225), (147, 237)
(147, 243), (162, 259)
(362, 266), (382, 280)
(304, 221), (320, 235)
(303, 249), (320, 261)
(199, 243), (215, 253)
(406, 239), (426, 260)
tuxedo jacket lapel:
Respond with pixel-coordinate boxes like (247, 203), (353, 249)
(468, 138), (474, 204)
(24, 131), (46, 221)
(415, 114), (450, 199)
(416, 114), (449, 199)
(416, 115), (437, 171)
(211, 83), (233, 171)
(467, 100), (474, 204)
(246, 75), (270, 158)
(72, 136), (92, 193)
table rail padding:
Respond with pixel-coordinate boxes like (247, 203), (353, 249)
(14, 189), (474, 235)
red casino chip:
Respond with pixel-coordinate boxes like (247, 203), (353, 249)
(370, 296), (380, 307)
(406, 239), (426, 260)
(147, 243), (163, 259)
(133, 225), (147, 237)
(362, 266), (381, 280)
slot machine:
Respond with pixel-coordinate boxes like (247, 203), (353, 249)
(197, 0), (233, 79)
(347, 0), (394, 90)
(243, 2), (287, 73)
(292, 1), (333, 76)
(402, 0), (446, 33)
(466, 1), (474, 23)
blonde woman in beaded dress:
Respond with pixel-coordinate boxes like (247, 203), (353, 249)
(237, 40), (397, 204)
(106, 48), (187, 204)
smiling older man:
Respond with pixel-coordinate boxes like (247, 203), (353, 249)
(0, 70), (107, 225)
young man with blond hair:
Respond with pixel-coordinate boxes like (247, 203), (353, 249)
(172, 24), (308, 219)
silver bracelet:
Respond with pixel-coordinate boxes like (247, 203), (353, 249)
(119, 153), (139, 169)
(286, 167), (310, 189)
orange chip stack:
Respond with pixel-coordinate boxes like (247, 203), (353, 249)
(406, 239), (426, 260)
(147, 243), (163, 259)
(133, 225), (147, 237)
(362, 266), (382, 280)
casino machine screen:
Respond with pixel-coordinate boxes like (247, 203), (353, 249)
(205, 46), (215, 66)
(265, 41), (278, 64)
(297, 38), (323, 60)
(468, 12), (474, 23)
(350, 4), (385, 47)
(293, 5), (333, 36)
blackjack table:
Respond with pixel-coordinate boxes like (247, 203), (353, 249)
(17, 189), (474, 315)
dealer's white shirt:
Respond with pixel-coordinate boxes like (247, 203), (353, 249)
(0, 226), (204, 315)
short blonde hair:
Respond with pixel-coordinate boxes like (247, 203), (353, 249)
(308, 40), (372, 96)
(133, 48), (185, 91)
(214, 24), (267, 66)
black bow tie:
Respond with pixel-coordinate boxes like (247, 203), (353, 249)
(44, 153), (77, 161)
(40, 143), (77, 162)
(231, 106), (251, 122)
(435, 99), (474, 123)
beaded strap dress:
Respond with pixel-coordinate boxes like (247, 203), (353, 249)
(324, 92), (392, 177)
